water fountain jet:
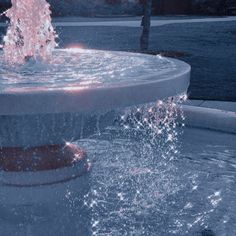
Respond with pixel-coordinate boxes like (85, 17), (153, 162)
(3, 0), (57, 64)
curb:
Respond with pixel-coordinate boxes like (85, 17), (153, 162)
(182, 105), (236, 134)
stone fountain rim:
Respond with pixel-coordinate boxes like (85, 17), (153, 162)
(0, 50), (190, 115)
(182, 105), (236, 134)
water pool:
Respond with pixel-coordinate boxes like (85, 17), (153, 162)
(1, 126), (235, 236)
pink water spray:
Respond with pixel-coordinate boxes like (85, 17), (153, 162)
(3, 0), (57, 64)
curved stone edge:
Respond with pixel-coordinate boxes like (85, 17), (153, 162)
(0, 57), (190, 115)
(182, 105), (236, 134)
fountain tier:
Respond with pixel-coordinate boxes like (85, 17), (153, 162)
(0, 49), (190, 148)
(0, 49), (190, 116)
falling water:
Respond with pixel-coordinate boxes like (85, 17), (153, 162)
(79, 94), (188, 235)
(3, 0), (57, 64)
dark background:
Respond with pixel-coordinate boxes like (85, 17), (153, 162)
(1, 0), (236, 17)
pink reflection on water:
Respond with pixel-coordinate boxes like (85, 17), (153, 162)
(3, 0), (57, 65)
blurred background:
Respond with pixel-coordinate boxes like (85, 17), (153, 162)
(0, 0), (236, 16)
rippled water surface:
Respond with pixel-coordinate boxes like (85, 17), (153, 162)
(75, 127), (236, 236)
(1, 125), (236, 236)
(0, 49), (177, 91)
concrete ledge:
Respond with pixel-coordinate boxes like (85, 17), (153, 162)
(184, 100), (236, 113)
(183, 105), (236, 134)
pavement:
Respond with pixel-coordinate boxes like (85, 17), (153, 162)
(55, 16), (236, 27)
(1, 16), (236, 27)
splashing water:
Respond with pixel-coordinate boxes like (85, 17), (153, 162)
(71, 94), (236, 236)
(3, 0), (57, 65)
(80, 94), (188, 235)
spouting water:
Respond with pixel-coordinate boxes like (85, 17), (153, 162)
(3, 0), (57, 65)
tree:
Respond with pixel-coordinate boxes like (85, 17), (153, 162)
(140, 0), (152, 51)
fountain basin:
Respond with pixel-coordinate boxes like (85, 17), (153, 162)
(0, 49), (190, 148)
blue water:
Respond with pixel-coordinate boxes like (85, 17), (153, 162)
(78, 127), (236, 236)
(0, 49), (175, 92)
(1, 125), (235, 236)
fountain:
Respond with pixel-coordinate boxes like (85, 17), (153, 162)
(0, 0), (190, 168)
(0, 0), (192, 234)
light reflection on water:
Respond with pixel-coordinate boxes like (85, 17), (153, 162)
(72, 97), (235, 236)
(77, 126), (236, 236)
(0, 49), (176, 91)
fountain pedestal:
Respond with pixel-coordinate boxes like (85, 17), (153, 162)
(0, 143), (87, 172)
